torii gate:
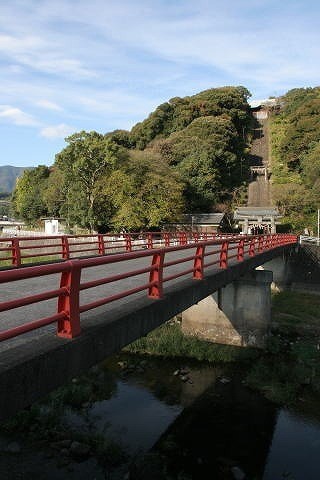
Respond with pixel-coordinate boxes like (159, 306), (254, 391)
(250, 165), (268, 180)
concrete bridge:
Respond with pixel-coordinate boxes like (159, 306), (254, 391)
(0, 233), (297, 420)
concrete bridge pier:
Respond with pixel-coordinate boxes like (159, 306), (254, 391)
(182, 269), (273, 348)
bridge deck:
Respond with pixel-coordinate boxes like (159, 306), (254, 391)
(0, 246), (221, 352)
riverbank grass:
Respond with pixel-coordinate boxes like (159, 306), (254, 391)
(245, 291), (320, 404)
(124, 320), (259, 363)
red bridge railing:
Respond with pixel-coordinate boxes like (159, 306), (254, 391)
(0, 231), (244, 268)
(0, 234), (297, 343)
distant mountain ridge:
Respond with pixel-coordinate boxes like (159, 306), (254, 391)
(0, 165), (29, 194)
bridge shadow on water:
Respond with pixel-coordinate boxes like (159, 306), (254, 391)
(148, 373), (276, 480)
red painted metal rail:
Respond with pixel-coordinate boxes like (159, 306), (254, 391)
(0, 231), (243, 268)
(0, 234), (297, 343)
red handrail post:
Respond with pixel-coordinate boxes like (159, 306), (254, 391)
(193, 232), (199, 243)
(98, 234), (105, 255)
(11, 237), (21, 267)
(270, 235), (275, 248)
(177, 232), (187, 246)
(237, 239), (245, 261)
(125, 234), (132, 252)
(57, 260), (81, 338)
(193, 245), (205, 279)
(62, 235), (70, 259)
(163, 232), (170, 247)
(258, 236), (264, 252)
(147, 233), (153, 249)
(148, 251), (164, 298)
(220, 241), (229, 269)
(268, 235), (272, 248)
(249, 237), (256, 256)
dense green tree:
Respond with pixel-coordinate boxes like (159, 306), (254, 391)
(151, 115), (242, 210)
(0, 193), (11, 217)
(42, 167), (66, 217)
(54, 131), (127, 231)
(129, 86), (251, 212)
(101, 150), (185, 231)
(106, 129), (134, 148)
(130, 86), (251, 150)
(12, 165), (50, 225)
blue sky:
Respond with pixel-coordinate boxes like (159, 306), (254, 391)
(1, 0), (320, 167)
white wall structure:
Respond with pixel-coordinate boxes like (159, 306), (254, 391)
(44, 219), (59, 235)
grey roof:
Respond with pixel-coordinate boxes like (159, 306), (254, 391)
(180, 213), (225, 225)
(234, 206), (280, 218)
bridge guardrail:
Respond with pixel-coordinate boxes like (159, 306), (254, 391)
(0, 234), (297, 343)
(0, 231), (243, 268)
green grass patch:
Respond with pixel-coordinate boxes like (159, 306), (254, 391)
(0, 253), (63, 269)
(124, 323), (259, 364)
(245, 339), (320, 404)
(272, 290), (320, 321)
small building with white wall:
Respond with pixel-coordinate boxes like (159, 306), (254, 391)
(44, 218), (60, 235)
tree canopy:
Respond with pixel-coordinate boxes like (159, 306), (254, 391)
(54, 131), (127, 231)
(12, 165), (50, 225)
(129, 86), (251, 150)
(101, 150), (184, 230)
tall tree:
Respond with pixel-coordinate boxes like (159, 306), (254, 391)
(12, 166), (50, 225)
(54, 131), (127, 231)
(101, 150), (185, 231)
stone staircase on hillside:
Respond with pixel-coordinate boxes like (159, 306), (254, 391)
(247, 118), (271, 207)
(234, 116), (280, 233)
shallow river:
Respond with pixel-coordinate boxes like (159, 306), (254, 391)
(1, 353), (320, 479)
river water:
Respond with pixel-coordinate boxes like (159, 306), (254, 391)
(1, 353), (320, 479)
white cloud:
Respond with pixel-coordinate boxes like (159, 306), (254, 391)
(36, 100), (63, 111)
(0, 33), (96, 79)
(0, 105), (39, 126)
(0, 34), (44, 54)
(0, 0), (320, 167)
(2, 0), (318, 103)
(40, 123), (74, 139)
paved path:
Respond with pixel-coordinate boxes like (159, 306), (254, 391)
(248, 175), (271, 207)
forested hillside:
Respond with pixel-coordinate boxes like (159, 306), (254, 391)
(12, 86), (252, 231)
(0, 165), (28, 194)
(270, 87), (320, 232)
